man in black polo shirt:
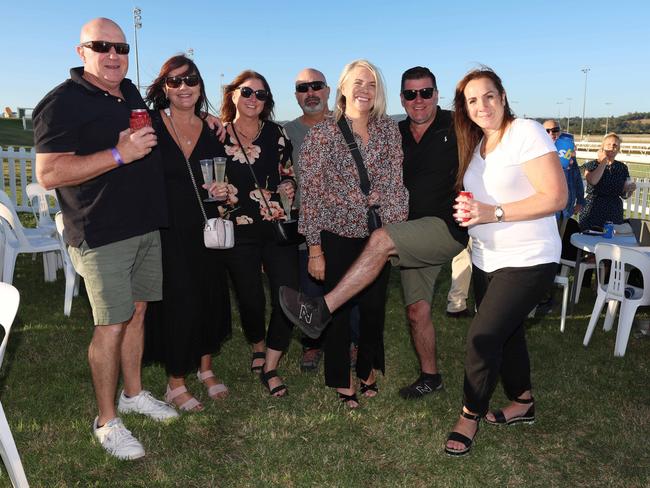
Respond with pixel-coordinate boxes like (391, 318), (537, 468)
(33, 17), (177, 461)
(280, 68), (469, 396)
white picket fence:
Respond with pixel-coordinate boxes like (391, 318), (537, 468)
(1, 146), (36, 212)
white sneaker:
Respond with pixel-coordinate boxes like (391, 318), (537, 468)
(117, 390), (179, 421)
(93, 417), (145, 460)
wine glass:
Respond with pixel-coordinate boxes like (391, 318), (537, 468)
(199, 159), (216, 202)
(213, 157), (227, 201)
(278, 186), (294, 221)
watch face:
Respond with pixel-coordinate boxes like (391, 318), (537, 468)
(496, 207), (504, 220)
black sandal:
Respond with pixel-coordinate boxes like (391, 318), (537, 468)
(250, 352), (266, 374)
(444, 410), (481, 457)
(260, 369), (288, 397)
(485, 396), (535, 426)
(359, 381), (378, 396)
(338, 391), (360, 409)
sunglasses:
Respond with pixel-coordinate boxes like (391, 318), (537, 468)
(238, 86), (269, 101)
(402, 88), (436, 101)
(546, 127), (561, 134)
(295, 81), (327, 93)
(79, 40), (130, 55)
(165, 75), (200, 88)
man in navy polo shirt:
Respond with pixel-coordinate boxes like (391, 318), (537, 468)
(33, 17), (177, 461)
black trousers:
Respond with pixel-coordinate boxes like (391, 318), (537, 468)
(463, 262), (556, 416)
(221, 234), (299, 352)
(321, 231), (390, 388)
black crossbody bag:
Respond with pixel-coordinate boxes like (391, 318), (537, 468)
(337, 117), (382, 233)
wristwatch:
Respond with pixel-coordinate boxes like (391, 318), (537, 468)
(495, 205), (505, 223)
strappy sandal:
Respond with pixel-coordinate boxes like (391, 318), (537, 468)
(485, 396), (535, 426)
(196, 370), (229, 399)
(260, 369), (288, 397)
(338, 391), (360, 409)
(250, 351), (266, 374)
(359, 381), (378, 397)
(164, 384), (203, 412)
(444, 410), (481, 457)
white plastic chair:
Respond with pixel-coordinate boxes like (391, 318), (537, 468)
(583, 243), (650, 357)
(24, 183), (58, 235)
(54, 213), (80, 316)
(560, 257), (596, 304)
(0, 283), (30, 487)
(0, 195), (62, 285)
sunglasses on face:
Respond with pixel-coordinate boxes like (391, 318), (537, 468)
(546, 127), (561, 134)
(79, 40), (130, 55)
(238, 86), (269, 101)
(402, 88), (436, 101)
(165, 74), (200, 88)
(295, 81), (327, 93)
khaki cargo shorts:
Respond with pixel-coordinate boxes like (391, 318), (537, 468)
(68, 231), (162, 325)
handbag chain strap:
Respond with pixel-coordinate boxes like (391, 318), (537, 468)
(164, 109), (209, 225)
(337, 117), (371, 196)
(230, 122), (275, 216)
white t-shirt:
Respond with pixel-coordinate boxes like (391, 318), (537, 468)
(464, 118), (561, 272)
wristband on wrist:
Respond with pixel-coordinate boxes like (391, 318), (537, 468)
(308, 253), (324, 259)
(111, 147), (125, 166)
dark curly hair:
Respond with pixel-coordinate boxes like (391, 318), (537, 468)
(145, 54), (211, 118)
(220, 70), (275, 122)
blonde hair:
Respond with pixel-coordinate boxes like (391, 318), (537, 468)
(334, 59), (387, 121)
(603, 132), (622, 146)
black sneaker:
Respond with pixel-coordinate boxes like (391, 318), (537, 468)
(279, 286), (331, 339)
(398, 373), (443, 399)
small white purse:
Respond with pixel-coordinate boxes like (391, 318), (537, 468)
(204, 217), (234, 249)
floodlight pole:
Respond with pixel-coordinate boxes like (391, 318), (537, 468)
(580, 67), (590, 140)
(605, 102), (613, 134)
(133, 7), (142, 93)
(566, 98), (572, 133)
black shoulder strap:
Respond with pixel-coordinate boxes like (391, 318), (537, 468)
(337, 117), (370, 195)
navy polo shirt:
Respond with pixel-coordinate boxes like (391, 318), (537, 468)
(33, 67), (167, 248)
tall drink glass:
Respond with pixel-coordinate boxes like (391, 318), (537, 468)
(213, 157), (227, 201)
(200, 159), (216, 202)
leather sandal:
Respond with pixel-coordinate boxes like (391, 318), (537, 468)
(196, 370), (229, 399)
(359, 381), (378, 397)
(260, 369), (288, 397)
(444, 410), (481, 457)
(338, 391), (360, 409)
(164, 384), (202, 412)
(250, 352), (266, 374)
(485, 396), (535, 426)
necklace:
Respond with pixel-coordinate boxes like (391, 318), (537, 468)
(166, 110), (195, 146)
(234, 120), (263, 143)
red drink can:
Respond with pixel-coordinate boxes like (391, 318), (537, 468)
(130, 109), (151, 131)
(457, 191), (474, 223)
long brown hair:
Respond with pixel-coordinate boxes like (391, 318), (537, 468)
(145, 54), (211, 118)
(453, 67), (515, 190)
(220, 70), (275, 122)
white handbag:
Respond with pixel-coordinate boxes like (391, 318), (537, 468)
(204, 217), (234, 249)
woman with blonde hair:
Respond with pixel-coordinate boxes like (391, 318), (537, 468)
(297, 59), (408, 408)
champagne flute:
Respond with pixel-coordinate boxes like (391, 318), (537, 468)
(278, 185), (293, 221)
(200, 159), (216, 202)
(213, 157), (227, 201)
(624, 177), (635, 199)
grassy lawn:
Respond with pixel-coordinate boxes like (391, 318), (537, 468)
(1, 246), (648, 487)
(0, 119), (34, 148)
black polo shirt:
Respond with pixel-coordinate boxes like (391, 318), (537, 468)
(33, 67), (167, 248)
(399, 108), (468, 246)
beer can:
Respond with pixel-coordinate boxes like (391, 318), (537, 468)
(130, 109), (151, 131)
(603, 221), (614, 239)
(457, 191), (474, 223)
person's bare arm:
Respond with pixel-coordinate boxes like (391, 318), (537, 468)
(585, 148), (608, 186)
(36, 126), (157, 189)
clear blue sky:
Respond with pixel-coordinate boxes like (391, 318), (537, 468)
(3, 1), (648, 122)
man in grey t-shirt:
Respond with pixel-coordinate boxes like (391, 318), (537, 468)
(283, 68), (331, 371)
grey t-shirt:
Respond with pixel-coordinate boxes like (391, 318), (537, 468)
(283, 117), (310, 209)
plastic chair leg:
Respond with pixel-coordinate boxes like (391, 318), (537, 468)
(584, 293), (607, 346)
(63, 267), (76, 317)
(603, 300), (619, 331)
(0, 401), (29, 488)
(574, 264), (588, 304)
(559, 281), (569, 332)
(614, 302), (638, 357)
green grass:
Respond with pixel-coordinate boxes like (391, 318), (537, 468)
(0, 119), (34, 148)
(1, 244), (649, 487)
